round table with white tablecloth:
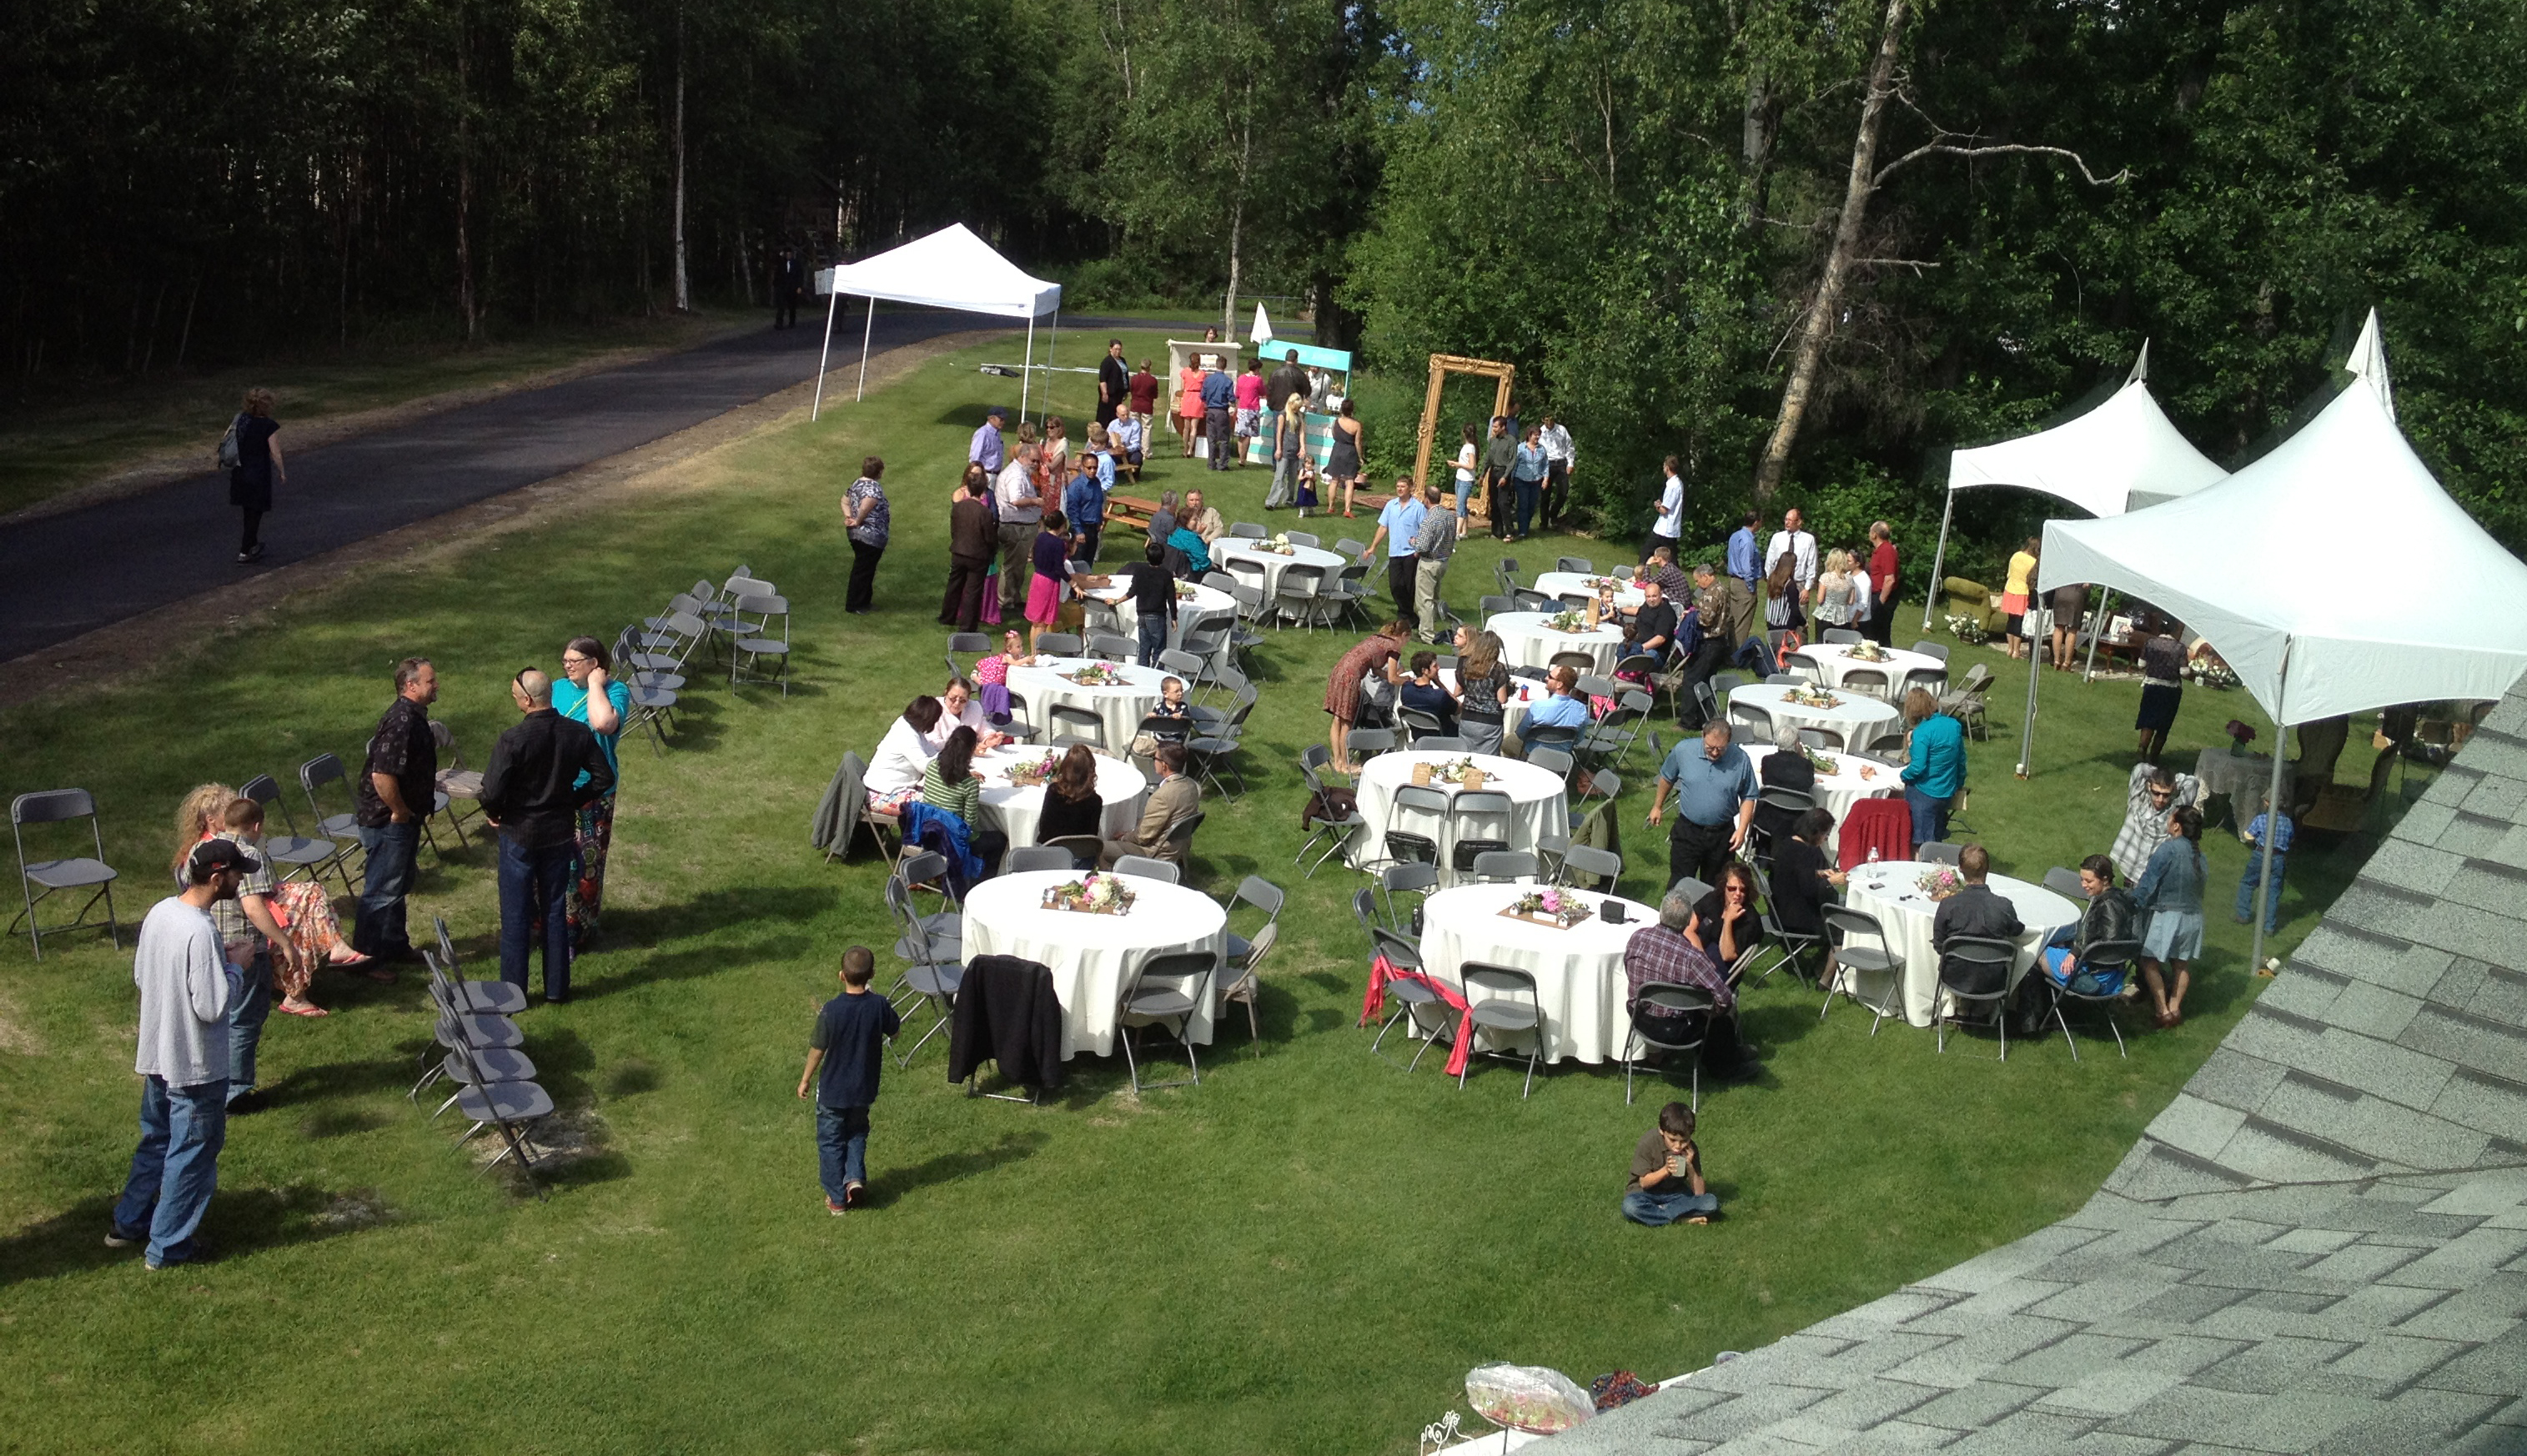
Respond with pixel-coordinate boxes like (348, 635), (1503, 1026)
(1728, 681), (1903, 752)
(1485, 610), (1629, 675)
(1533, 571), (1645, 615)
(971, 743), (1148, 846)
(1211, 537), (1347, 605)
(1077, 577), (1238, 674)
(958, 869), (1226, 1059)
(1345, 751), (1570, 883)
(1740, 745), (1900, 852)
(1006, 657), (1170, 754)
(1795, 642), (1947, 697)
(1437, 668), (1549, 743)
(1418, 882), (1661, 1064)
(1838, 861), (2081, 1028)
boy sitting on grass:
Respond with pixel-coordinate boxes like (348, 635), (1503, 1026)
(796, 946), (900, 1213)
(1622, 1102), (1717, 1227)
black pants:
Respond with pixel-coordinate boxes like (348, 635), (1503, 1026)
(776, 289), (799, 329)
(1543, 459), (1569, 527)
(1677, 639), (1731, 726)
(1205, 407), (1233, 469)
(239, 507), (264, 554)
(1387, 555), (1419, 629)
(1668, 819), (1735, 893)
(847, 540), (884, 614)
(941, 555), (991, 630)
(1071, 525), (1102, 567)
(1485, 474), (1511, 538)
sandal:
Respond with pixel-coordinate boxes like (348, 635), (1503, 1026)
(279, 1001), (329, 1017)
(328, 948), (375, 966)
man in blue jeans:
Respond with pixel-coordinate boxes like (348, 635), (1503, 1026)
(2235, 806), (2293, 933)
(354, 656), (440, 960)
(480, 668), (615, 1003)
(796, 946), (900, 1213)
(1899, 686), (1966, 850)
(108, 840), (253, 1269)
(1123, 541), (1178, 667)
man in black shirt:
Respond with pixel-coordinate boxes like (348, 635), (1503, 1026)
(1631, 579), (1680, 661)
(353, 656), (440, 958)
(774, 247), (805, 329)
(481, 668), (615, 1002)
(1931, 843), (2026, 998)
(1124, 541), (1178, 667)
(1097, 339), (1130, 427)
(1264, 349), (1311, 414)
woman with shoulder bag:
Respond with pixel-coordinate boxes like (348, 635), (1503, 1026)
(228, 388), (285, 565)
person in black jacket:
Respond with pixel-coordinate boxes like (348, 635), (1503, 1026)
(1770, 807), (1844, 938)
(1097, 339), (1130, 427)
(1751, 720), (1819, 857)
(481, 668), (615, 1002)
(774, 247), (805, 329)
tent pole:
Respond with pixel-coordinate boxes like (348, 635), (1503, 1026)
(2247, 644), (2292, 978)
(2082, 588), (2114, 683)
(1047, 309), (1060, 414)
(855, 295), (875, 400)
(811, 287), (840, 422)
(2017, 644), (2039, 779)
(1021, 316), (1036, 422)
(1922, 487), (1956, 632)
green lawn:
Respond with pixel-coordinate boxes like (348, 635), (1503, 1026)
(0, 329), (2406, 1454)
(0, 309), (753, 520)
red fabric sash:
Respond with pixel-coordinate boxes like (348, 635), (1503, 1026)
(1360, 953), (1476, 1076)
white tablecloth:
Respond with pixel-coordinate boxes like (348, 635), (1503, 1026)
(1840, 861), (2081, 1027)
(1419, 882), (1660, 1065)
(1007, 657), (1171, 753)
(1796, 643), (1947, 697)
(1438, 668), (1549, 742)
(973, 746), (1148, 845)
(1346, 751), (1569, 882)
(1486, 610), (1629, 675)
(959, 869), (1226, 1058)
(1078, 578), (1238, 674)
(1741, 745), (1900, 851)
(1729, 681), (1902, 751)
(1212, 537), (1347, 605)
(1533, 571), (1645, 614)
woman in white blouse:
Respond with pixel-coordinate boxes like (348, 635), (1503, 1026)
(927, 677), (1008, 753)
(866, 696), (943, 811)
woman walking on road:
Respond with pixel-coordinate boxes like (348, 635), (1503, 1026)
(228, 388), (284, 564)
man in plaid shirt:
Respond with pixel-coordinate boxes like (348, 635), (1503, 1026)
(2113, 762), (2203, 886)
(1621, 886), (1755, 1079)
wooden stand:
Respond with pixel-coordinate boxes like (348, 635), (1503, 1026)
(1412, 354), (1517, 525)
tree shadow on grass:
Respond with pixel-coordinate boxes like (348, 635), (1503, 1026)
(862, 1131), (1047, 1209)
(0, 1184), (369, 1288)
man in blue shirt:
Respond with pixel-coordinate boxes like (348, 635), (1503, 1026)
(968, 406), (1006, 475)
(1723, 510), (1761, 651)
(1897, 687), (1967, 849)
(1361, 475), (1428, 635)
(1648, 720), (1760, 888)
(1200, 361), (1237, 471)
(1508, 665), (1594, 755)
(1063, 458), (1107, 566)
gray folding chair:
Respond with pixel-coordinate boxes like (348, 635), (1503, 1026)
(10, 790), (120, 959)
(1384, 784), (1450, 871)
(1934, 936), (2022, 1059)
(1480, 594), (1518, 618)
(1554, 555), (1593, 574)
(1034, 632), (1084, 657)
(1213, 921), (1274, 1054)
(1459, 961), (1547, 1097)
(729, 593), (792, 695)
(1088, 631), (1139, 660)
(1002, 846), (1078, 874)
(1113, 854), (1180, 883)
(1044, 834), (1106, 871)
(1296, 746), (1368, 875)
(1557, 843), (1622, 891)
(1469, 850), (1540, 884)
(2042, 866), (2086, 898)
(1919, 841), (1964, 866)
(1623, 984), (1712, 1108)
(1229, 520), (1268, 540)
(426, 721), (488, 841)
(1840, 666), (1891, 701)
(1285, 530), (1320, 549)
(1365, 925), (1450, 1070)
(444, 1027), (556, 1184)
(1910, 640), (1951, 664)
(298, 753), (368, 865)
(1378, 861), (1439, 935)
(434, 915), (528, 1014)
(1117, 949), (1215, 1092)
(237, 773), (348, 890)
(1820, 905), (1905, 1032)
(1222, 876), (1285, 969)
(1048, 704), (1106, 750)
(2050, 937), (2142, 1062)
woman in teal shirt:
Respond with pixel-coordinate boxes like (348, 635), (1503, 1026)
(554, 635), (632, 948)
(1897, 686), (1966, 850)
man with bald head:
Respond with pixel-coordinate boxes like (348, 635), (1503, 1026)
(481, 667), (614, 1002)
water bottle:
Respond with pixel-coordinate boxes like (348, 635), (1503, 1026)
(1867, 846), (1881, 863)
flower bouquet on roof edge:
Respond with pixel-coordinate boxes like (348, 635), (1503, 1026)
(1916, 865), (1962, 901)
(1043, 871), (1136, 916)
(1002, 750), (1062, 786)
(2223, 718), (2257, 756)
(1507, 885), (1592, 928)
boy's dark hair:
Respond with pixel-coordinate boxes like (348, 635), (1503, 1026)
(1409, 650), (1436, 675)
(841, 946), (876, 987)
(1657, 1101), (1696, 1137)
(223, 797), (264, 831)
(1146, 540), (1167, 565)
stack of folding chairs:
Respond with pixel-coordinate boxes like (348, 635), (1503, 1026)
(410, 916), (555, 1190)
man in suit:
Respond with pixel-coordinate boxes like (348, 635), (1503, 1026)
(1097, 339), (1130, 428)
(1930, 843), (2025, 999)
(1102, 742), (1200, 868)
(774, 247), (805, 329)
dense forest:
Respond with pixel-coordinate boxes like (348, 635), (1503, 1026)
(10, 0), (2525, 565)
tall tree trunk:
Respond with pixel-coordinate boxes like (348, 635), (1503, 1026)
(1740, 68), (1777, 229)
(671, 6), (691, 313)
(455, 11), (478, 341)
(1753, 0), (1907, 500)
(1222, 110), (1252, 339)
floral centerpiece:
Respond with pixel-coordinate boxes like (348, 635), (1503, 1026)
(1258, 533), (1298, 556)
(1042, 871), (1136, 916)
(2223, 718), (2258, 756)
(1173, 580), (1201, 600)
(1800, 744), (1841, 776)
(1845, 639), (1891, 663)
(1781, 685), (1842, 709)
(1916, 866), (1963, 901)
(1503, 885), (1592, 929)
(1065, 661), (1128, 686)
(1580, 575), (1625, 593)
(1412, 756), (1488, 788)
(1001, 751), (1061, 787)
(1545, 610), (1592, 633)
(1946, 613), (1991, 645)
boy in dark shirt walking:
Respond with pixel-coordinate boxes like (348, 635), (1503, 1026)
(796, 946), (900, 1213)
(1622, 1101), (1717, 1226)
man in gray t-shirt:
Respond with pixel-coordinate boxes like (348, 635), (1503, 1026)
(110, 839), (254, 1270)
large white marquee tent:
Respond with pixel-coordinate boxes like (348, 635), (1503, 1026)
(811, 223), (1062, 420)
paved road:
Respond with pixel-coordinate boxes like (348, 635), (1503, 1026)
(0, 311), (1184, 661)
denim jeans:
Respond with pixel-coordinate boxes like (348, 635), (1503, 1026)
(1136, 613), (1170, 668)
(2235, 853), (2287, 933)
(498, 835), (577, 1001)
(816, 1104), (871, 1201)
(1905, 788), (1951, 850)
(225, 954), (273, 1102)
(1514, 478), (1542, 537)
(354, 820), (421, 955)
(1621, 1187), (1718, 1226)
(113, 1075), (228, 1267)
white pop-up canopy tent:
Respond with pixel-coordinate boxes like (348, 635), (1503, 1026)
(1922, 344), (2231, 630)
(811, 223), (1062, 420)
(2035, 310), (2527, 971)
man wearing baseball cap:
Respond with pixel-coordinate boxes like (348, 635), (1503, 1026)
(968, 406), (1007, 476)
(107, 838), (259, 1270)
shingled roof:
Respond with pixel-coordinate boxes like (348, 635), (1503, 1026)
(1547, 685), (2527, 1454)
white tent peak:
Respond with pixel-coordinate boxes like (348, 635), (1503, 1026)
(1944, 352), (2229, 520)
(2125, 337), (2150, 386)
(1252, 302), (1274, 343)
(2344, 307), (2394, 419)
(808, 223), (1063, 420)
